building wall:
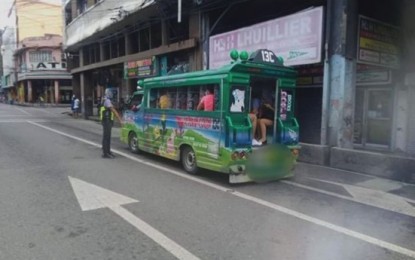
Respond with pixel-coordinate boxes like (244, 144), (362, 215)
(64, 0), (155, 49)
(20, 35), (65, 71)
(403, 2), (415, 155)
(1, 27), (17, 87)
(16, 0), (63, 40)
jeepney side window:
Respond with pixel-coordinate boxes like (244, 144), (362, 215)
(149, 89), (157, 108)
(193, 84), (220, 111)
(229, 85), (248, 113)
(129, 94), (142, 111)
(176, 86), (188, 110)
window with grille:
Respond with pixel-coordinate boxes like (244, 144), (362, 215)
(29, 51), (52, 62)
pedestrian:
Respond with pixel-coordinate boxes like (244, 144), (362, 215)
(73, 96), (80, 118)
(100, 88), (123, 158)
(71, 94), (76, 114)
(39, 96), (44, 106)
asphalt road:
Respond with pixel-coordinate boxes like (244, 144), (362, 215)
(0, 103), (414, 260)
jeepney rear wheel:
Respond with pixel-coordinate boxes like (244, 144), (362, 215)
(181, 146), (198, 174)
(128, 132), (140, 153)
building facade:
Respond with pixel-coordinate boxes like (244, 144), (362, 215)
(1, 0), (71, 104)
(64, 0), (414, 182)
(16, 34), (72, 104)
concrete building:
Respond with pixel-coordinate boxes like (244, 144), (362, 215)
(1, 0), (71, 104)
(64, 0), (203, 116)
(15, 34), (72, 103)
(64, 0), (414, 182)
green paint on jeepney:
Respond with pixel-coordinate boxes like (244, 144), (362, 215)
(120, 50), (300, 183)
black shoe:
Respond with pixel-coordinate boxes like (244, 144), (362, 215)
(108, 152), (116, 158)
(102, 154), (112, 159)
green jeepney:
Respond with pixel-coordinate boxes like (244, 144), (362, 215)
(121, 49), (300, 183)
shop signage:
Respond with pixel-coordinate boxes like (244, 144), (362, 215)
(209, 7), (324, 68)
(357, 16), (400, 69)
(124, 57), (155, 79)
(28, 62), (66, 70)
(296, 64), (323, 86)
(356, 64), (391, 85)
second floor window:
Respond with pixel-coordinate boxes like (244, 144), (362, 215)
(29, 51), (53, 62)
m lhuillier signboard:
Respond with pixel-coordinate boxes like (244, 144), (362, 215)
(209, 7), (323, 68)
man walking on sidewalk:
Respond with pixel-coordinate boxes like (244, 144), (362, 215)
(100, 88), (123, 158)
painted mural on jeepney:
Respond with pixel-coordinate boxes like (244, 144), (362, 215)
(130, 113), (229, 161)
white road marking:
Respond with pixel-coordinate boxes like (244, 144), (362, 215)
(295, 179), (415, 217)
(356, 178), (405, 192)
(0, 119), (47, 123)
(36, 108), (59, 115)
(0, 115), (28, 117)
(28, 121), (415, 259)
(69, 176), (138, 211)
(69, 177), (200, 260)
(297, 162), (415, 187)
(14, 107), (31, 115)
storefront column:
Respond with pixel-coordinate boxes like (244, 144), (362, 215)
(80, 72), (86, 118)
(201, 13), (210, 70)
(99, 43), (104, 62)
(125, 32), (132, 55)
(402, 1), (415, 155)
(27, 80), (33, 102)
(54, 80), (60, 104)
(323, 0), (358, 149)
(161, 19), (168, 45)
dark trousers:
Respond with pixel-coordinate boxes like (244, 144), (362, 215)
(102, 120), (113, 155)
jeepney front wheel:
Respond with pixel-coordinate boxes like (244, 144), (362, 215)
(181, 146), (198, 174)
(128, 132), (140, 153)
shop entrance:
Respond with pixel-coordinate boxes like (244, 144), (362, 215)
(354, 87), (392, 149)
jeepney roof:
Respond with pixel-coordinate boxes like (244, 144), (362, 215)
(140, 60), (297, 85)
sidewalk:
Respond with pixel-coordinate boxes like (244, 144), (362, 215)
(14, 101), (71, 108)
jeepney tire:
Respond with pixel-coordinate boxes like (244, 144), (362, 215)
(128, 132), (140, 154)
(181, 146), (198, 174)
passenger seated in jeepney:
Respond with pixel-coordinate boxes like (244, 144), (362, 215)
(197, 86), (214, 111)
(249, 92), (262, 146)
(257, 93), (275, 145)
(158, 89), (171, 109)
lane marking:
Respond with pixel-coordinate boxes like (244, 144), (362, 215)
(69, 176), (200, 260)
(297, 162), (415, 187)
(111, 206), (200, 260)
(14, 107), (31, 115)
(0, 115), (28, 117)
(36, 108), (59, 116)
(0, 119), (47, 123)
(27, 121), (415, 259)
(282, 180), (415, 217)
